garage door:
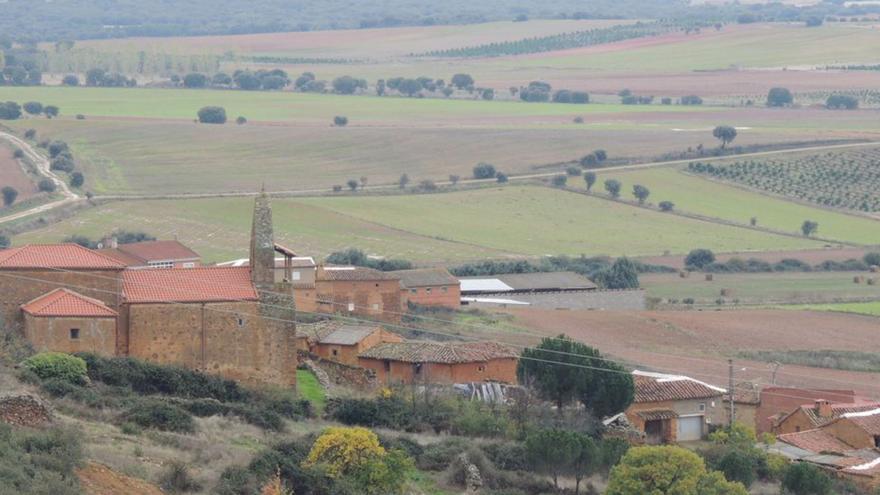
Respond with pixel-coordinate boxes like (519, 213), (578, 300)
(677, 416), (703, 442)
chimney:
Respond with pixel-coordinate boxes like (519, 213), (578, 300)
(814, 399), (833, 418)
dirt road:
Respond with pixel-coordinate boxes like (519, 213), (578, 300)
(0, 131), (81, 225)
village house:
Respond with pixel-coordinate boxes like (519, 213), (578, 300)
(98, 239), (201, 269)
(0, 193), (298, 387)
(752, 387), (857, 434)
(723, 382), (761, 432)
(774, 399), (880, 435)
(774, 407), (880, 491)
(391, 268), (460, 310)
(314, 265), (402, 323)
(357, 341), (518, 385)
(625, 370), (726, 444)
(296, 321), (403, 367)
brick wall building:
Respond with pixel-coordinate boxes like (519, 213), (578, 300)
(0, 193), (298, 388)
(315, 266), (402, 323)
(297, 321), (403, 367)
(759, 387), (857, 434)
(625, 370), (726, 444)
(391, 268), (460, 310)
(358, 341), (518, 385)
(774, 400), (880, 435)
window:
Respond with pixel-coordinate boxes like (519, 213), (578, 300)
(237, 317), (245, 328)
(147, 261), (174, 269)
(332, 349), (338, 357)
(441, 286), (448, 293)
(372, 303), (380, 311)
(182, 262), (195, 268)
(478, 365), (485, 372)
(874, 435), (880, 448)
(410, 288), (417, 294)
(69, 328), (80, 340)
(383, 360), (391, 372)
(699, 403), (706, 412)
(348, 303), (355, 312)
(292, 271), (301, 281)
(414, 363), (422, 375)
(425, 287), (432, 293)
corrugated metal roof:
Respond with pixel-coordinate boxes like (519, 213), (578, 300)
(459, 271), (597, 293)
(459, 279), (514, 293)
(390, 268), (459, 288)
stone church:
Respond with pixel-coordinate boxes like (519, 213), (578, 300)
(0, 193), (298, 387)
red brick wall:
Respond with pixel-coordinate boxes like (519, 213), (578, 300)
(312, 330), (404, 366)
(315, 279), (402, 323)
(0, 269), (123, 326)
(23, 314), (116, 356)
(358, 357), (517, 385)
(760, 388), (854, 434)
(402, 284), (461, 310)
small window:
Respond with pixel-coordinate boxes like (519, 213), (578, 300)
(699, 403), (706, 412)
(332, 349), (338, 357)
(796, 426), (801, 432)
(69, 328), (80, 340)
(442, 286), (448, 293)
(383, 360), (391, 372)
(348, 303), (355, 312)
(874, 435), (879, 448)
(292, 271), (301, 281)
(410, 288), (417, 294)
(237, 317), (245, 327)
(414, 363), (422, 375)
(425, 287), (432, 293)
(478, 365), (485, 372)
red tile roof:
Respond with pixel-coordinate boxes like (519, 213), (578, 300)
(123, 267), (258, 303)
(0, 244), (126, 270)
(116, 240), (200, 263)
(792, 402), (880, 429)
(841, 408), (880, 436)
(633, 370), (726, 403)
(359, 341), (518, 364)
(778, 428), (855, 454)
(21, 288), (117, 317)
(318, 266), (399, 282)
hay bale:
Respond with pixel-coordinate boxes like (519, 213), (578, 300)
(854, 276), (864, 284)
(868, 278), (877, 286)
(705, 273), (714, 281)
(720, 288), (734, 297)
(679, 270), (689, 278)
(870, 265), (879, 273)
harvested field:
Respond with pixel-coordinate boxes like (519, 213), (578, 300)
(73, 20), (632, 59)
(505, 308), (880, 397)
(0, 143), (37, 202)
(639, 272), (880, 305)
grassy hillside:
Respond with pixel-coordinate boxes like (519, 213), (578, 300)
(14, 186), (825, 262)
(601, 167), (880, 245)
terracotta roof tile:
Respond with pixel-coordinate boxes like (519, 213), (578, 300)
(318, 266), (399, 282)
(799, 402), (880, 428)
(123, 267), (258, 303)
(842, 409), (880, 435)
(778, 429), (855, 454)
(391, 268), (459, 288)
(22, 288), (117, 317)
(636, 409), (678, 420)
(633, 370), (726, 403)
(116, 240), (200, 263)
(0, 244), (126, 270)
(359, 341), (517, 364)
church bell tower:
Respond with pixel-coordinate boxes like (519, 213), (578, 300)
(250, 190), (275, 287)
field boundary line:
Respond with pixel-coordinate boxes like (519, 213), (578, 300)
(90, 140), (880, 201)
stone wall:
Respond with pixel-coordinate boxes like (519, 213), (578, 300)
(0, 395), (52, 427)
(0, 269), (123, 326)
(359, 357), (518, 386)
(23, 314), (116, 356)
(304, 352), (377, 388)
(463, 289), (646, 311)
(127, 300), (295, 387)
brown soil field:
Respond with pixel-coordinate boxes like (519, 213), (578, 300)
(0, 144), (37, 201)
(638, 247), (873, 269)
(505, 308), (880, 398)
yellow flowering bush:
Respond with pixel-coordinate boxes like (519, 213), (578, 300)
(305, 427), (386, 477)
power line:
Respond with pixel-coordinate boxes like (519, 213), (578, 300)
(2, 267), (878, 405)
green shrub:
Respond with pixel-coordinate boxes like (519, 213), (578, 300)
(22, 352), (87, 384)
(123, 401), (196, 433)
(159, 461), (202, 493)
(482, 441), (529, 471)
(416, 438), (469, 471)
(0, 424), (83, 495)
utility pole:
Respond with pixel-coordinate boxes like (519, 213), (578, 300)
(728, 359), (735, 428)
(769, 361), (781, 385)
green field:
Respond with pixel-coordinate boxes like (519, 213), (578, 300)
(783, 301), (880, 317)
(13, 186), (825, 262)
(602, 167), (880, 245)
(296, 369), (326, 412)
(641, 272), (880, 304)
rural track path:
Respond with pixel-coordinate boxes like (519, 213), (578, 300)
(94, 139), (879, 200)
(0, 131), (82, 225)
